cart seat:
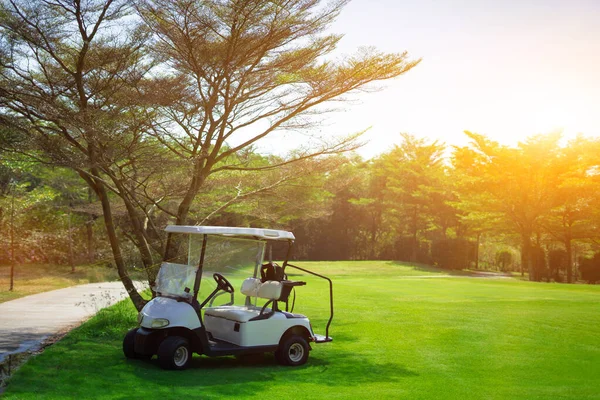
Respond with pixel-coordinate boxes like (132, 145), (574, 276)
(240, 278), (282, 300)
(204, 278), (286, 323)
(241, 277), (306, 304)
(204, 305), (266, 323)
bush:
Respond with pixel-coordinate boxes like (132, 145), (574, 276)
(579, 253), (600, 284)
(431, 238), (476, 270)
(393, 236), (431, 264)
(495, 250), (513, 271)
(530, 246), (549, 281)
(548, 249), (567, 282)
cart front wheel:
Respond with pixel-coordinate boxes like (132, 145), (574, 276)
(275, 334), (309, 366)
(158, 336), (191, 370)
(123, 328), (143, 359)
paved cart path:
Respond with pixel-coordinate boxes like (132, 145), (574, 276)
(0, 281), (145, 363)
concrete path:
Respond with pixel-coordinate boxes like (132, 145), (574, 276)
(0, 281), (145, 363)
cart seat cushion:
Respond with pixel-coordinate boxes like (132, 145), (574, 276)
(240, 278), (282, 300)
(204, 305), (265, 323)
(257, 280), (282, 300)
(240, 278), (261, 297)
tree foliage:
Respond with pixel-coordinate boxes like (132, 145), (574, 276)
(382, 134), (451, 262)
(0, 0), (421, 307)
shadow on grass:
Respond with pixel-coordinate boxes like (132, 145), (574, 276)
(114, 348), (418, 399)
(3, 283), (416, 399)
(390, 261), (510, 277)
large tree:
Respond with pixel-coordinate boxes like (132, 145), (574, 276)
(135, 0), (421, 260)
(0, 0), (420, 309)
(539, 135), (600, 282)
(382, 133), (448, 262)
(349, 157), (388, 260)
(0, 0), (155, 307)
(453, 132), (565, 281)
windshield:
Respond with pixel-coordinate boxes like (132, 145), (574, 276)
(202, 236), (266, 277)
(156, 262), (196, 298)
(155, 234), (266, 299)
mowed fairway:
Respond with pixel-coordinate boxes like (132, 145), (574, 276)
(3, 261), (600, 399)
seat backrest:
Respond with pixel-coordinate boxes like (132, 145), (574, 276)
(240, 277), (282, 300)
(257, 281), (282, 300)
(240, 277), (261, 297)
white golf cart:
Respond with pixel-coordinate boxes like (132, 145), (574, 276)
(123, 226), (333, 370)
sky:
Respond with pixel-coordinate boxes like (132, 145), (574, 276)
(259, 0), (600, 159)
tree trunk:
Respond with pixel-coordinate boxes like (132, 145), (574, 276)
(86, 220), (95, 263)
(565, 237), (573, 283)
(409, 207), (418, 263)
(535, 231), (549, 282)
(9, 193), (15, 291)
(67, 208), (75, 273)
(520, 262), (524, 276)
(164, 162), (210, 261)
(370, 223), (377, 260)
(86, 187), (95, 263)
(475, 232), (481, 270)
(521, 231), (533, 280)
(83, 172), (146, 311)
(113, 181), (157, 285)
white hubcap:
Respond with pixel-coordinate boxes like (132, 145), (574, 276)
(288, 343), (304, 363)
(174, 346), (189, 367)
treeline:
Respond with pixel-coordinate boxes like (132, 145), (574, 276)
(288, 132), (600, 284)
(3, 132), (600, 284)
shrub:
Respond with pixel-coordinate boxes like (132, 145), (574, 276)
(579, 253), (600, 284)
(548, 249), (567, 282)
(495, 250), (513, 271)
(392, 236), (431, 264)
(431, 238), (476, 270)
(529, 246), (549, 281)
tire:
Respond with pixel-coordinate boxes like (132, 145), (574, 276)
(275, 334), (309, 366)
(123, 328), (139, 359)
(158, 336), (192, 370)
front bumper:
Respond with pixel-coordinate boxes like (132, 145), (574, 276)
(134, 327), (166, 356)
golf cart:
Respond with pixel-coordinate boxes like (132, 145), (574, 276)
(123, 225), (333, 370)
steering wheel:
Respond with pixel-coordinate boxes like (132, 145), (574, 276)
(213, 273), (234, 294)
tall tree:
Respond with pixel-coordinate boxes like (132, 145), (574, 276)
(383, 133), (448, 262)
(451, 145), (506, 270)
(539, 136), (600, 282)
(0, 0), (420, 308)
(349, 157), (388, 259)
(453, 132), (564, 281)
(0, 0), (154, 308)
(135, 0), (421, 260)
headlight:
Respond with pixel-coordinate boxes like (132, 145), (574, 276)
(151, 318), (170, 328)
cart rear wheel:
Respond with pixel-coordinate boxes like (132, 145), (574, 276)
(158, 336), (191, 370)
(275, 334), (309, 366)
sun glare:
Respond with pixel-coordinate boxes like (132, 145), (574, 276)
(527, 102), (595, 144)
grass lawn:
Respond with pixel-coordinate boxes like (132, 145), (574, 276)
(0, 263), (123, 304)
(3, 261), (600, 399)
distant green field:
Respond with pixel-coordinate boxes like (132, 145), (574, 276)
(3, 261), (600, 399)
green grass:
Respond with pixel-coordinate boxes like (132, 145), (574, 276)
(3, 261), (600, 399)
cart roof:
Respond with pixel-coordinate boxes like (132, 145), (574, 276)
(164, 225), (295, 241)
